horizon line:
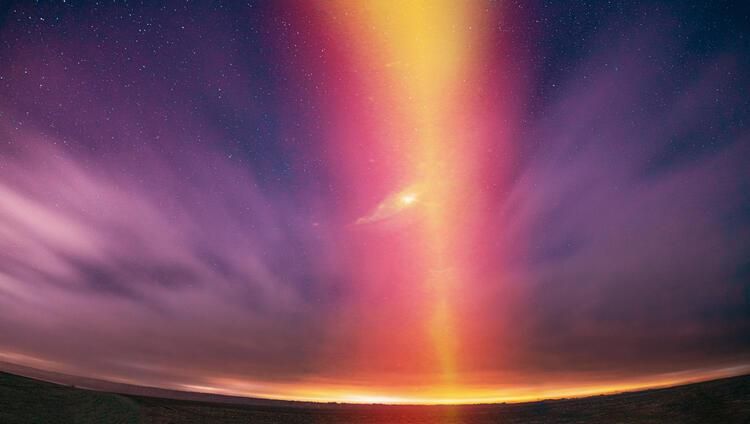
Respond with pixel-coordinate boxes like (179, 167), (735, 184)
(1, 358), (748, 406)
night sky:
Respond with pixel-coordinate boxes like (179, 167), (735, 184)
(0, 0), (749, 403)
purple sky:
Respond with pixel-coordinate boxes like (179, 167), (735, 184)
(0, 0), (748, 402)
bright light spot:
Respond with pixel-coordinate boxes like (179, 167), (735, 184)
(339, 394), (408, 404)
(400, 193), (418, 205)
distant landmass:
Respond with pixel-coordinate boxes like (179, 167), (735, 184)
(1, 363), (749, 423)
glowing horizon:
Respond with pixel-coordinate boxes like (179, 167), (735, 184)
(3, 350), (749, 405)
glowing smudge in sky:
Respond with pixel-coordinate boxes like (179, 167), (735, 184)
(0, 0), (749, 404)
(356, 185), (421, 224)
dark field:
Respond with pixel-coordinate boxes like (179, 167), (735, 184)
(2, 371), (750, 423)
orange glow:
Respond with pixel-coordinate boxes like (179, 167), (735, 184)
(159, 366), (750, 405)
(3, 350), (750, 404)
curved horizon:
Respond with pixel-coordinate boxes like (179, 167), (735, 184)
(2, 354), (749, 405)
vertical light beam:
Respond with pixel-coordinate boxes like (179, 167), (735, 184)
(332, 0), (488, 389)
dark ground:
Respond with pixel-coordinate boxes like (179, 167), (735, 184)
(2, 371), (750, 423)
